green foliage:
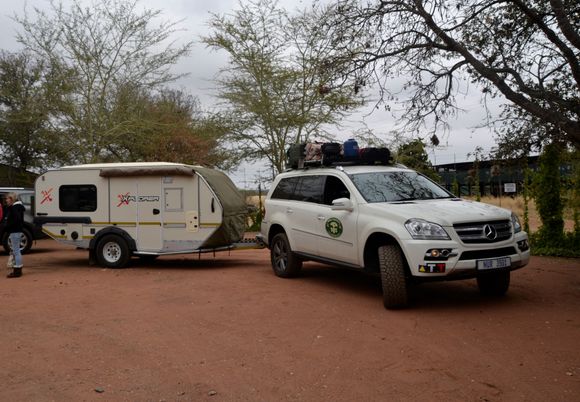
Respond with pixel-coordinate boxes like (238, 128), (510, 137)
(530, 230), (580, 258)
(15, 0), (193, 165)
(468, 146), (484, 201)
(246, 207), (264, 232)
(0, 51), (74, 170)
(104, 86), (229, 167)
(395, 139), (439, 181)
(533, 143), (565, 247)
(323, 1), (580, 147)
(451, 177), (460, 197)
(526, 145), (580, 257)
(564, 148), (580, 235)
(202, 0), (364, 175)
(522, 167), (531, 234)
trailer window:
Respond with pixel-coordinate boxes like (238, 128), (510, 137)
(59, 185), (97, 212)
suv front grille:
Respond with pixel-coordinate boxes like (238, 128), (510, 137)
(453, 220), (512, 244)
(459, 247), (517, 260)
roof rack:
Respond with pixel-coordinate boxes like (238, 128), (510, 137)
(286, 142), (392, 170)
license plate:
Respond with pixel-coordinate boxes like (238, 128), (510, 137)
(477, 257), (511, 271)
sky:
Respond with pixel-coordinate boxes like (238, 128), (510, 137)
(0, 0), (500, 188)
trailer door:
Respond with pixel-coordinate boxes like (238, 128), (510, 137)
(161, 175), (199, 251)
(110, 177), (163, 252)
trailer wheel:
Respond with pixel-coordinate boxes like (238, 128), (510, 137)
(96, 235), (130, 268)
(3, 228), (33, 255)
(378, 244), (409, 309)
(270, 232), (302, 278)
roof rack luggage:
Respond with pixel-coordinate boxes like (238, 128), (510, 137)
(286, 140), (391, 169)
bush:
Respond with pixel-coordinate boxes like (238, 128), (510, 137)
(530, 230), (580, 258)
(245, 206), (263, 232)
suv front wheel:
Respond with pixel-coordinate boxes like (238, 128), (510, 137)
(378, 244), (409, 309)
(270, 232), (302, 278)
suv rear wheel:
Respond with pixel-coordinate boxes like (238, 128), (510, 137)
(2, 228), (33, 254)
(378, 244), (409, 309)
(270, 232), (302, 278)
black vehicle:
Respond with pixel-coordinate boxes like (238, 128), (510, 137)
(0, 188), (46, 254)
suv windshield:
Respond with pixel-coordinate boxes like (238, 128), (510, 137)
(350, 171), (453, 203)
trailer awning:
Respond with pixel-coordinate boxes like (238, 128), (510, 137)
(99, 166), (195, 177)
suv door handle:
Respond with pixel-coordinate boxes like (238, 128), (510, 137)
(286, 208), (293, 214)
(317, 215), (326, 220)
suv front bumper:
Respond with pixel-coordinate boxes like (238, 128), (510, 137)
(401, 232), (530, 280)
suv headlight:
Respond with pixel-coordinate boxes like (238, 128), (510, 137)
(405, 219), (450, 240)
(511, 212), (522, 233)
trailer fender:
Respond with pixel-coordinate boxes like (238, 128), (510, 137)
(89, 227), (137, 252)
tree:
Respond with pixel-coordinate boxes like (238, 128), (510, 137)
(107, 86), (231, 167)
(0, 51), (74, 171)
(533, 141), (564, 246)
(395, 139), (439, 181)
(203, 0), (363, 174)
(14, 0), (193, 164)
(322, 0), (580, 147)
(467, 146), (485, 201)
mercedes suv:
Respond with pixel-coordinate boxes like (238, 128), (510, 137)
(259, 164), (530, 309)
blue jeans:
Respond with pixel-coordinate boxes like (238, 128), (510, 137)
(9, 232), (23, 268)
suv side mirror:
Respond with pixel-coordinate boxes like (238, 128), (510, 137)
(331, 197), (353, 211)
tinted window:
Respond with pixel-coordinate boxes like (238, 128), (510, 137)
(271, 177), (300, 200)
(323, 176), (350, 205)
(59, 185), (97, 212)
(293, 176), (325, 203)
(350, 171), (452, 203)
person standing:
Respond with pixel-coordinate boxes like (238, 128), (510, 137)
(5, 192), (25, 278)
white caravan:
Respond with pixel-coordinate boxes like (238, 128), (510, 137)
(34, 162), (248, 268)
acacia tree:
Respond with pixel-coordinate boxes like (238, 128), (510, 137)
(0, 51), (74, 171)
(322, 0), (580, 147)
(203, 0), (363, 174)
(14, 0), (193, 164)
(108, 85), (231, 167)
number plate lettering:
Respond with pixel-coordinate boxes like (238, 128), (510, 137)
(477, 257), (511, 270)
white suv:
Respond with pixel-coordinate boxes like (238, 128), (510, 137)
(259, 164), (530, 309)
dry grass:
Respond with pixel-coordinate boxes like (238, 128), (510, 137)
(469, 196), (575, 233)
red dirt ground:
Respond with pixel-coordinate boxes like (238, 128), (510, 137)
(1, 239), (579, 401)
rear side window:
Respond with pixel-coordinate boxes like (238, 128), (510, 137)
(271, 177), (300, 200)
(59, 185), (97, 212)
(270, 175), (326, 204)
(293, 176), (325, 203)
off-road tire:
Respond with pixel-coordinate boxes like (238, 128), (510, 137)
(270, 232), (302, 278)
(3, 228), (33, 254)
(477, 270), (510, 296)
(378, 244), (409, 309)
(96, 234), (130, 268)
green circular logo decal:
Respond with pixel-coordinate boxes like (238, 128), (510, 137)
(325, 218), (343, 238)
